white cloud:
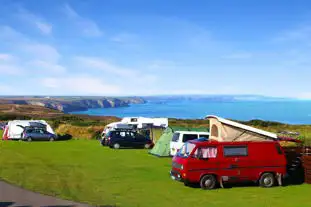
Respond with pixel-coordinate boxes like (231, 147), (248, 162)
(275, 25), (311, 42)
(29, 60), (66, 74)
(111, 33), (137, 43)
(148, 60), (177, 71)
(63, 3), (79, 18)
(22, 43), (61, 63)
(35, 22), (53, 35)
(0, 84), (14, 91)
(0, 26), (27, 42)
(63, 4), (102, 37)
(0, 64), (23, 75)
(17, 7), (52, 35)
(0, 26), (66, 77)
(74, 56), (158, 85)
(72, 56), (159, 94)
(0, 54), (23, 75)
(41, 76), (120, 95)
(74, 56), (136, 77)
(222, 52), (253, 59)
(0, 54), (15, 62)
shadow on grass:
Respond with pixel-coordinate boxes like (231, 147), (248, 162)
(1, 134), (73, 142)
(56, 134), (73, 141)
(0, 202), (80, 207)
(185, 170), (305, 190)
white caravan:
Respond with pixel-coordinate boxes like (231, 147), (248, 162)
(3, 120), (55, 140)
(101, 122), (133, 138)
(120, 117), (168, 129)
(169, 131), (210, 156)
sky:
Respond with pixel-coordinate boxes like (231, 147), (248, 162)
(0, 0), (311, 98)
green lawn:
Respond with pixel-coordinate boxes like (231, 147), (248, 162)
(0, 140), (311, 207)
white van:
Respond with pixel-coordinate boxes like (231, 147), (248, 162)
(169, 131), (210, 156)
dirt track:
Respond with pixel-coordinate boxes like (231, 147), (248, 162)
(0, 180), (92, 207)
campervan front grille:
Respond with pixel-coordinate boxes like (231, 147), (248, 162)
(172, 162), (182, 169)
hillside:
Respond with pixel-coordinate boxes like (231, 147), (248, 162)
(0, 104), (64, 118)
(0, 96), (146, 113)
(0, 103), (310, 145)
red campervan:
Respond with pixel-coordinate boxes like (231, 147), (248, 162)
(170, 139), (287, 189)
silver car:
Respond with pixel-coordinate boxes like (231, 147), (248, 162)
(22, 128), (57, 141)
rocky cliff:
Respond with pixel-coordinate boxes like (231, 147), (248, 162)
(0, 97), (146, 113)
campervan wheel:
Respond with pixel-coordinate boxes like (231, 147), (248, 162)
(200, 174), (216, 190)
(259, 173), (275, 188)
(27, 137), (32, 142)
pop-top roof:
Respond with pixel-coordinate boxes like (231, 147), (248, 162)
(205, 115), (278, 139)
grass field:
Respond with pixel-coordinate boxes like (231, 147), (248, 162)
(0, 140), (311, 207)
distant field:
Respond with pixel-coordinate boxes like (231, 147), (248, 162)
(0, 140), (311, 207)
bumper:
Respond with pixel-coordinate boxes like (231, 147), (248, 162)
(170, 170), (183, 182)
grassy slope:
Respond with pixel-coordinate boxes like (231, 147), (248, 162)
(0, 140), (310, 207)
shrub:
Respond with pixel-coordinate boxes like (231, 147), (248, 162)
(0, 114), (32, 120)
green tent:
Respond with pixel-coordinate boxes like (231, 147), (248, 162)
(149, 127), (174, 157)
(149, 126), (209, 157)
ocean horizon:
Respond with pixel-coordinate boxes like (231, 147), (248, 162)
(71, 98), (311, 125)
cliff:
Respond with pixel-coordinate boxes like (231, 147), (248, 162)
(0, 97), (146, 113)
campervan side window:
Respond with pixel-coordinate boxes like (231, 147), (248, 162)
(199, 134), (209, 139)
(182, 134), (198, 142)
(172, 133), (180, 142)
(194, 147), (218, 158)
(224, 146), (248, 157)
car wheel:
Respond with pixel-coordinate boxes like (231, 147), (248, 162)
(144, 143), (151, 149)
(259, 173), (275, 188)
(49, 137), (55, 142)
(113, 143), (120, 149)
(200, 174), (217, 190)
(27, 137), (32, 142)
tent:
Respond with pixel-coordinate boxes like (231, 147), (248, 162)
(2, 120), (55, 140)
(206, 115), (278, 142)
(149, 127), (174, 157)
(149, 126), (209, 157)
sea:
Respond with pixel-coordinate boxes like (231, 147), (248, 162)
(70, 97), (311, 125)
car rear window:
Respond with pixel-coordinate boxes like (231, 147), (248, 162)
(182, 134), (198, 142)
(172, 133), (180, 142)
(224, 146), (248, 156)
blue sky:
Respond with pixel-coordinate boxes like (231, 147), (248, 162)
(0, 0), (311, 98)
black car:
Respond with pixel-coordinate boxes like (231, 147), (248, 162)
(101, 130), (153, 149)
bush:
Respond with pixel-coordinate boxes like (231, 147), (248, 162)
(50, 120), (62, 129)
(90, 130), (102, 140)
(0, 114), (32, 121)
(239, 119), (284, 127)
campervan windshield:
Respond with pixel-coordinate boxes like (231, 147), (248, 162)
(177, 142), (196, 158)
